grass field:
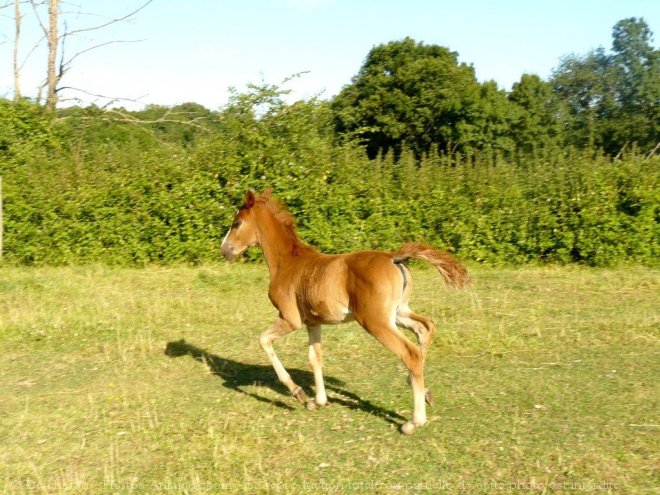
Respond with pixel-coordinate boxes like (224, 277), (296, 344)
(1, 263), (658, 494)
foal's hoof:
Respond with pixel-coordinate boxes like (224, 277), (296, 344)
(400, 421), (418, 435)
(305, 399), (327, 411)
(292, 386), (307, 404)
(425, 389), (434, 406)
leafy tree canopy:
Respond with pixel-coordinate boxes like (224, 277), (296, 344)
(332, 38), (487, 160)
(552, 17), (659, 155)
(508, 74), (565, 153)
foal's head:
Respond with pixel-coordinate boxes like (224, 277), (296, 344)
(221, 189), (311, 261)
(220, 190), (261, 260)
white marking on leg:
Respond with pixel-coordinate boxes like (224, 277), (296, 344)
(410, 373), (427, 426)
(308, 325), (327, 406)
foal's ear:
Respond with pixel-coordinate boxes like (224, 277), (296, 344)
(244, 190), (256, 208)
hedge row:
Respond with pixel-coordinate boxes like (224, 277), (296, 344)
(1, 98), (657, 266)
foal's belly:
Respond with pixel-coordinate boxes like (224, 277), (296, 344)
(305, 301), (354, 326)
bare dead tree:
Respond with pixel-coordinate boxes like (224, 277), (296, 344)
(5, 0), (211, 134)
(13, 0), (22, 100)
(3, 0), (47, 101)
(27, 0), (153, 110)
(45, 0), (56, 108)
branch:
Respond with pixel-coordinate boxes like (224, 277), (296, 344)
(55, 86), (148, 108)
(645, 142), (659, 161)
(29, 0), (48, 37)
(57, 106), (214, 144)
(614, 141), (628, 161)
(58, 17), (66, 79)
(63, 0), (153, 37)
(18, 33), (47, 71)
(60, 39), (145, 73)
(35, 78), (45, 103)
(105, 108), (213, 132)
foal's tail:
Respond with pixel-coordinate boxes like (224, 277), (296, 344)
(393, 242), (469, 289)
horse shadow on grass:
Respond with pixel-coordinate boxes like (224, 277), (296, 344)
(165, 339), (406, 426)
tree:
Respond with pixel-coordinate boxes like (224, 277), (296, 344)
(0, 0), (23, 99)
(14, 0), (154, 110)
(552, 18), (659, 155)
(459, 80), (518, 154)
(609, 18), (660, 153)
(332, 38), (486, 160)
(508, 74), (564, 152)
(44, 0), (57, 109)
(12, 0), (22, 100)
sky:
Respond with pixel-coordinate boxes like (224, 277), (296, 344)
(0, 0), (658, 110)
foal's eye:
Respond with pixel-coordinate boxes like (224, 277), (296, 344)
(232, 220), (241, 229)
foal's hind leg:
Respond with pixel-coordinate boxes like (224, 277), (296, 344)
(306, 324), (328, 410)
(357, 314), (427, 435)
(395, 265), (436, 358)
(396, 306), (436, 357)
(259, 318), (306, 403)
(396, 307), (436, 406)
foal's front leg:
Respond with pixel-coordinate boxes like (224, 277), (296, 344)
(259, 317), (306, 403)
(306, 324), (328, 410)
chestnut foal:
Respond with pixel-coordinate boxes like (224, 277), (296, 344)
(221, 190), (468, 434)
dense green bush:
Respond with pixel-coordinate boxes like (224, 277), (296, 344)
(1, 96), (657, 267)
(0, 99), (62, 164)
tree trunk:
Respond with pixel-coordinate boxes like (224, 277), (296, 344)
(46, 0), (59, 110)
(13, 0), (21, 100)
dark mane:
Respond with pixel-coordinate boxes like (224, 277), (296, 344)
(255, 191), (316, 256)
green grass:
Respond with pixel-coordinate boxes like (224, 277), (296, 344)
(1, 263), (658, 494)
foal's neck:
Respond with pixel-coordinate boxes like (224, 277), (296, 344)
(255, 205), (300, 278)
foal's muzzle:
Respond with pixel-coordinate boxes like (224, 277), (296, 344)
(221, 243), (236, 261)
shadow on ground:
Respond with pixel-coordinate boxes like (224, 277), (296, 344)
(165, 339), (406, 425)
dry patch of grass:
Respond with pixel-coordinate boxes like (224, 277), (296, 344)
(1, 264), (658, 494)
